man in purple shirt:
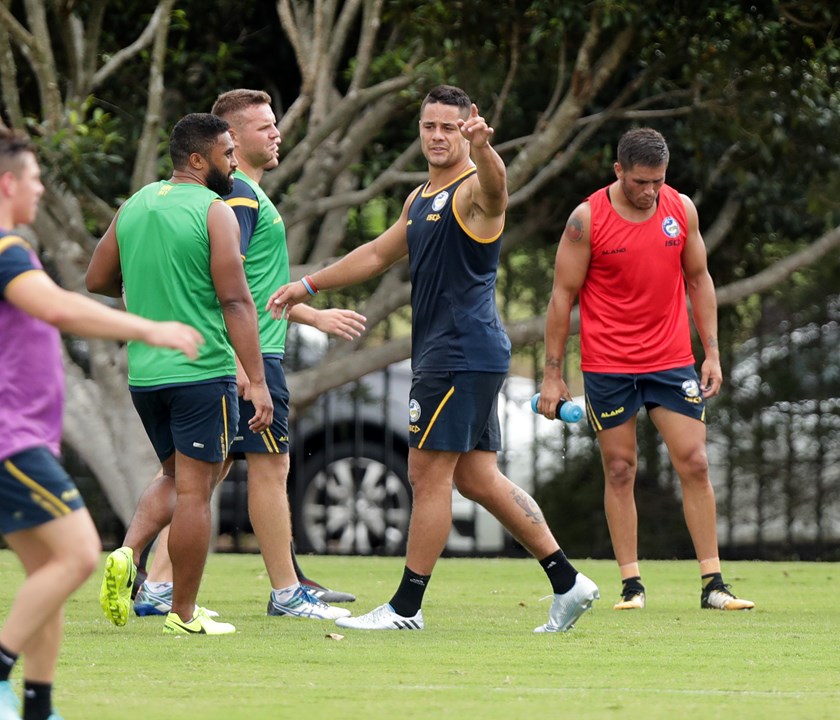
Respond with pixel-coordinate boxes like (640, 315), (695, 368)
(0, 128), (202, 720)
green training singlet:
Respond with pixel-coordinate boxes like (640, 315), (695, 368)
(225, 170), (289, 355)
(116, 181), (236, 386)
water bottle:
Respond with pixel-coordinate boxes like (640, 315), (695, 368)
(530, 393), (583, 422)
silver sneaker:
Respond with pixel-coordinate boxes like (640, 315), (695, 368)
(534, 573), (600, 633)
(335, 603), (424, 630)
(267, 585), (351, 620)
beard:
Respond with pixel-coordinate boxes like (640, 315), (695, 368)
(206, 165), (234, 196)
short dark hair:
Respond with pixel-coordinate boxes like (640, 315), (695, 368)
(169, 113), (231, 169)
(0, 127), (36, 175)
(211, 89), (272, 120)
(617, 128), (670, 170)
(420, 85), (471, 118)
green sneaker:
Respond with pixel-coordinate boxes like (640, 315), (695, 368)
(163, 608), (236, 635)
(99, 547), (136, 627)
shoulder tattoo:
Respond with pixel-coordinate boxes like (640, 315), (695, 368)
(564, 215), (584, 243)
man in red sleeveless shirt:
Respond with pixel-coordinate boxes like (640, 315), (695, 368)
(538, 127), (754, 612)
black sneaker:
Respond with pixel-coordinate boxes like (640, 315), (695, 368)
(299, 578), (356, 603)
(613, 579), (646, 610)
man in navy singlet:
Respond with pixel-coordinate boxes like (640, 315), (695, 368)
(266, 85), (600, 633)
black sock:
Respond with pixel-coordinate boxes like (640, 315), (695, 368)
(23, 680), (52, 720)
(622, 576), (645, 593)
(702, 572), (723, 590)
(388, 566), (431, 617)
(539, 550), (577, 594)
(0, 643), (18, 682)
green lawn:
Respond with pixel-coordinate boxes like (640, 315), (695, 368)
(0, 553), (837, 719)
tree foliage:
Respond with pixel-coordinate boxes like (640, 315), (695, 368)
(1, 0), (838, 523)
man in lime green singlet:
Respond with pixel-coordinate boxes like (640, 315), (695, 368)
(86, 113), (273, 635)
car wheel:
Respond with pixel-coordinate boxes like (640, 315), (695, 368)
(293, 441), (411, 555)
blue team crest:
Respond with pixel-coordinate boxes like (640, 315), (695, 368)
(409, 399), (422, 422)
(432, 191), (449, 212)
(662, 216), (681, 238)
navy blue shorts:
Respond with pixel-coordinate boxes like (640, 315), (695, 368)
(408, 371), (505, 452)
(130, 380), (239, 463)
(230, 356), (289, 455)
(0, 446), (86, 534)
(583, 365), (706, 432)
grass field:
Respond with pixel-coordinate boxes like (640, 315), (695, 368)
(0, 553), (837, 719)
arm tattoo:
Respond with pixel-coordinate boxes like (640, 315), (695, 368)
(564, 215), (583, 243)
(546, 357), (562, 369)
(510, 488), (545, 525)
(707, 336), (718, 349)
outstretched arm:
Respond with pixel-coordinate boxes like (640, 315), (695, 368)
(267, 194), (412, 319)
(287, 304), (367, 341)
(6, 269), (202, 358)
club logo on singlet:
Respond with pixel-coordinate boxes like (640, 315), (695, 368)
(662, 216), (680, 238)
(432, 191), (449, 212)
(409, 398), (421, 422)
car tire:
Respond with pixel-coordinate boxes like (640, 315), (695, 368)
(293, 441), (412, 556)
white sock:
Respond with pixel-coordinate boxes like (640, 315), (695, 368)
(145, 581), (173, 594)
(271, 582), (301, 604)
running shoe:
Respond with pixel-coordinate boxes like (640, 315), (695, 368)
(335, 603), (424, 630)
(0, 681), (20, 720)
(300, 578), (356, 603)
(163, 608), (235, 635)
(534, 573), (600, 633)
(99, 547), (136, 627)
(133, 583), (219, 618)
(267, 586), (351, 620)
(613, 589), (646, 610)
(701, 583), (755, 610)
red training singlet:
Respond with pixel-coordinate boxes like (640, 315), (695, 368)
(579, 183), (695, 373)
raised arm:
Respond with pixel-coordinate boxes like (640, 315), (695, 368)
(680, 194), (721, 398)
(455, 103), (508, 238)
(538, 202), (592, 418)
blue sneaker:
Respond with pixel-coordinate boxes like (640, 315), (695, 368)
(133, 583), (219, 618)
(0, 680), (21, 720)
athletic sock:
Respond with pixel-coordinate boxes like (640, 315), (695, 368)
(388, 567), (431, 617)
(23, 680), (52, 720)
(0, 642), (18, 681)
(622, 576), (645, 594)
(145, 581), (173, 594)
(539, 549), (578, 594)
(271, 582), (301, 604)
(702, 572), (724, 589)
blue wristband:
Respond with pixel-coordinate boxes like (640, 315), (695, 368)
(301, 277), (317, 296)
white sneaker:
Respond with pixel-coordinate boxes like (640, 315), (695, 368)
(0, 680), (21, 720)
(534, 573), (600, 633)
(335, 603), (424, 630)
(267, 585), (351, 620)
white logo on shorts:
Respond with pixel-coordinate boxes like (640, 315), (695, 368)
(681, 380), (701, 398)
(432, 191), (449, 212)
(409, 399), (421, 422)
(193, 442), (205, 449)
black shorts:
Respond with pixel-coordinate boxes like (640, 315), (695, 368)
(0, 446), (86, 534)
(230, 356), (290, 455)
(583, 365), (706, 432)
(130, 380), (239, 463)
(408, 371), (505, 452)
